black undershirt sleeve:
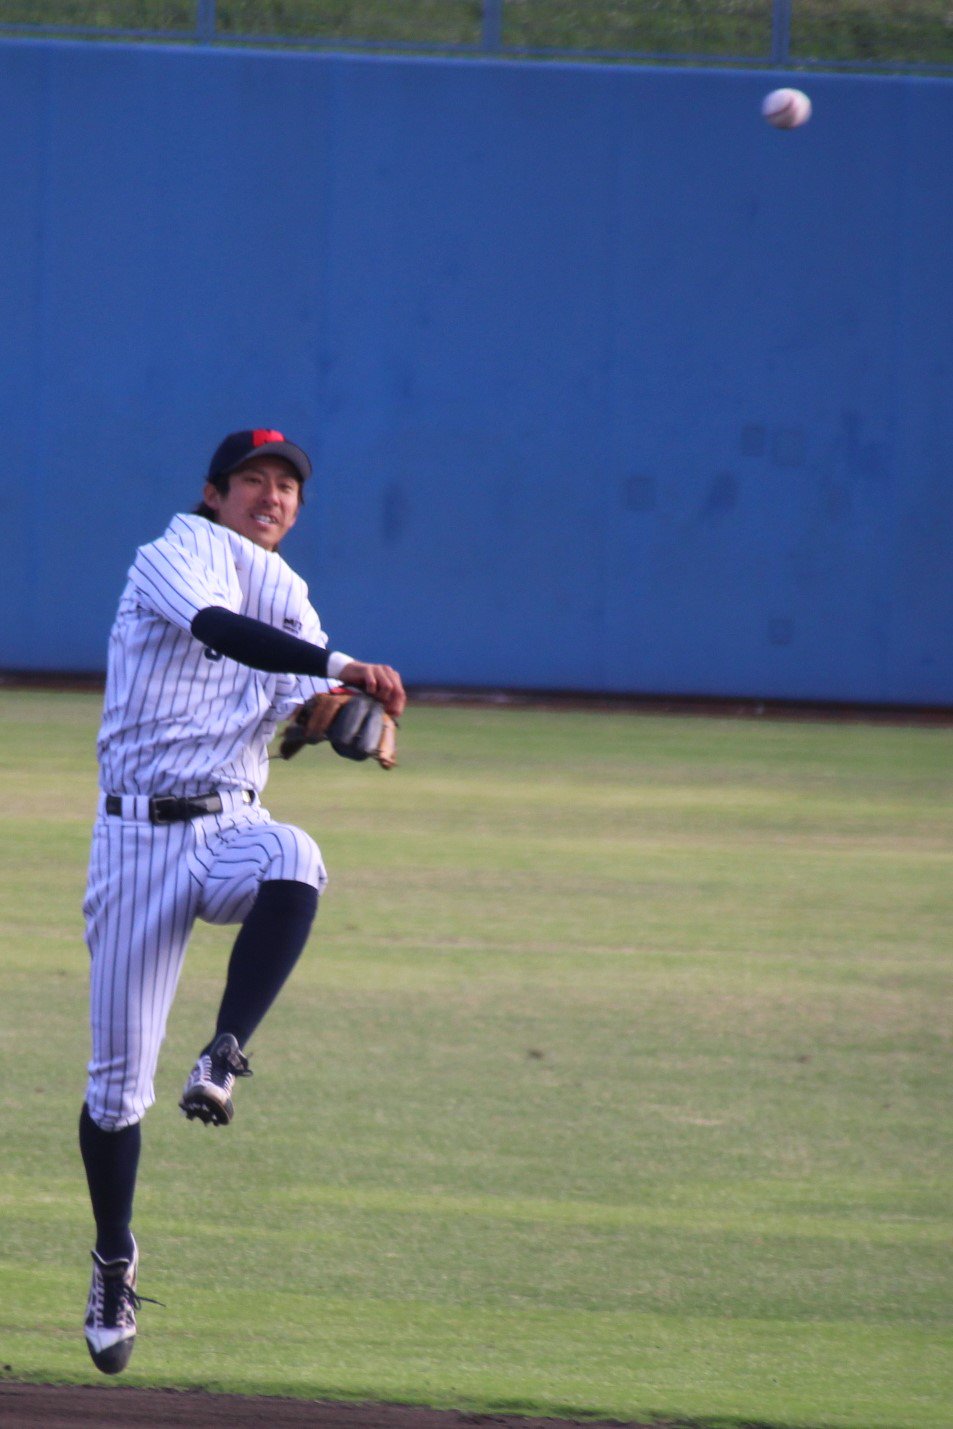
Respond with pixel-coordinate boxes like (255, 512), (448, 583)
(191, 605), (334, 678)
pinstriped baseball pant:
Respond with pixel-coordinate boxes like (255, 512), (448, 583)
(83, 795), (326, 1130)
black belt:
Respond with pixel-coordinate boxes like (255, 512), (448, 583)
(105, 792), (230, 825)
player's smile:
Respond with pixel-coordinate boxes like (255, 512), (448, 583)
(204, 458), (301, 552)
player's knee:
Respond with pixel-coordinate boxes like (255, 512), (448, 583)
(264, 826), (327, 893)
(83, 1096), (148, 1133)
(85, 1064), (154, 1131)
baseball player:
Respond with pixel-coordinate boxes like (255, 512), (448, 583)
(79, 429), (405, 1374)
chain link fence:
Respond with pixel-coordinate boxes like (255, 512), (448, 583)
(0, 1), (951, 71)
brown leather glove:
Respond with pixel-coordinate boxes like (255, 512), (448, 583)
(279, 689), (398, 769)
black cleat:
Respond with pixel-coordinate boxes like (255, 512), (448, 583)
(84, 1240), (142, 1374)
(179, 1032), (252, 1126)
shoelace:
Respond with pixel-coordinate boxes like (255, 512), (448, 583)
(189, 1041), (253, 1092)
(94, 1273), (164, 1326)
(109, 1280), (165, 1315)
(215, 1049), (253, 1080)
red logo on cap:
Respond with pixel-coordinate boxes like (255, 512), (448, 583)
(252, 429), (284, 446)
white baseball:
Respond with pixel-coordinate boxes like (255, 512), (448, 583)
(761, 87), (812, 129)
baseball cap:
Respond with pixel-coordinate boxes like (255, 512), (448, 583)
(207, 429), (312, 484)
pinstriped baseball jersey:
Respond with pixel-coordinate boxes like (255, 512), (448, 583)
(98, 515), (332, 797)
(85, 510), (330, 1129)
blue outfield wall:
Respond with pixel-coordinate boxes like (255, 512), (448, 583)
(0, 40), (951, 704)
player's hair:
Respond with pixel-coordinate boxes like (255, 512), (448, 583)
(194, 465), (305, 521)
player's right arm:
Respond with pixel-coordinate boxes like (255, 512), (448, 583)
(131, 528), (405, 720)
(190, 609), (405, 720)
(132, 529), (351, 684)
(336, 660), (406, 719)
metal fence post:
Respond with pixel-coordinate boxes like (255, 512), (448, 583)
(196, 0), (217, 43)
(771, 0), (792, 66)
(482, 0), (504, 52)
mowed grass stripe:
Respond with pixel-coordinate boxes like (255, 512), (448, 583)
(5, 1172), (941, 1246)
(203, 1183), (953, 1245)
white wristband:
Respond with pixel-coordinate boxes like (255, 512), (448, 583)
(326, 650), (354, 680)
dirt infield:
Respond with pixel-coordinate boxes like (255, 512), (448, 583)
(0, 1384), (660, 1428)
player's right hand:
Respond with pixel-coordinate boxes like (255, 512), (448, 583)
(338, 662), (406, 719)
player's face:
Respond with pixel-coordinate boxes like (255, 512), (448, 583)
(204, 458), (301, 551)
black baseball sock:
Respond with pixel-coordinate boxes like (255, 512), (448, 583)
(213, 879), (318, 1050)
(79, 1103), (140, 1263)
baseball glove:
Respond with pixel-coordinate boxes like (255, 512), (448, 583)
(278, 688), (398, 769)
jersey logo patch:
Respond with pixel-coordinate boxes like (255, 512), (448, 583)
(283, 617), (302, 634)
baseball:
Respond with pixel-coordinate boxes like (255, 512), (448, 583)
(761, 87), (812, 129)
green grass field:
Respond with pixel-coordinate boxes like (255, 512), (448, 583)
(0, 689), (951, 1428)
